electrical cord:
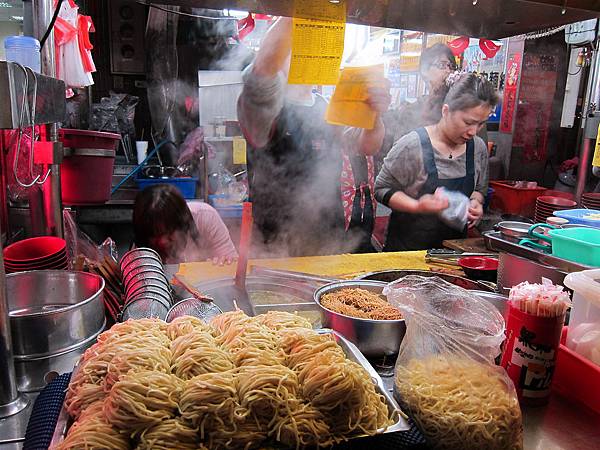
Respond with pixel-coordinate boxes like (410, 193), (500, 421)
(40, 0), (64, 49)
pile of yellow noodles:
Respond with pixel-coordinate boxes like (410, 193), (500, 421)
(60, 312), (392, 449)
(395, 356), (523, 450)
(320, 287), (403, 320)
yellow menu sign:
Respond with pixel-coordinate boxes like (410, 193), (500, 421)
(325, 64), (385, 129)
(232, 137), (247, 165)
(287, 1), (346, 85)
(594, 122), (600, 167)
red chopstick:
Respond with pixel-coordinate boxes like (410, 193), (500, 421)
(235, 202), (253, 289)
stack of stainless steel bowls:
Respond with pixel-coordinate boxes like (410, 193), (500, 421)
(120, 248), (172, 320)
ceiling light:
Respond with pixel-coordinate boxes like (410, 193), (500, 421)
(0, 2), (13, 7)
(11, 15), (23, 21)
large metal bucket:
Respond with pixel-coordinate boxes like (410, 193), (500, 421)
(7, 270), (105, 391)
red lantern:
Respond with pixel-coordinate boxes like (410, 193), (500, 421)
(447, 36), (470, 56)
(479, 39), (502, 59)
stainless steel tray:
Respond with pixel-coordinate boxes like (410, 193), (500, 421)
(50, 329), (409, 447)
(483, 231), (593, 273)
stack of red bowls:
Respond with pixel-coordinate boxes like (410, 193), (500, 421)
(3, 236), (68, 274)
(582, 193), (600, 210)
(535, 196), (577, 223)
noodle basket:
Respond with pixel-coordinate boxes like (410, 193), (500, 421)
(314, 280), (406, 357)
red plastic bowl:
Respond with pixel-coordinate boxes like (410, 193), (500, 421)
(4, 237), (66, 264)
(458, 256), (499, 282)
(536, 196), (577, 208)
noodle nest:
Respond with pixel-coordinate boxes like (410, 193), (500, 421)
(395, 356), (523, 450)
(61, 312), (394, 449)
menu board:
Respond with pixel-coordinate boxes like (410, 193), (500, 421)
(287, 0), (346, 85)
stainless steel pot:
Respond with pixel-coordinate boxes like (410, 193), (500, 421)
(14, 325), (104, 392)
(356, 269), (494, 292)
(6, 270), (105, 391)
(314, 281), (405, 357)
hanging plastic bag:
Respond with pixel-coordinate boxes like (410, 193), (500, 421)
(436, 187), (469, 231)
(385, 275), (523, 450)
(63, 209), (117, 268)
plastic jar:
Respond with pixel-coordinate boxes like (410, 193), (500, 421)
(4, 36), (41, 73)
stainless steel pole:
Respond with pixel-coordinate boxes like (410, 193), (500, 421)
(32, 0), (63, 237)
(0, 239), (28, 418)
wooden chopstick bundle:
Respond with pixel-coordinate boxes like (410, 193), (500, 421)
(508, 278), (571, 318)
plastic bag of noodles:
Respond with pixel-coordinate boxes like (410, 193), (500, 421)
(384, 275), (523, 450)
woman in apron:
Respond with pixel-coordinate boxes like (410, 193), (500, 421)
(375, 73), (499, 251)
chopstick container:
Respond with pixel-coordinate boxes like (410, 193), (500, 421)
(563, 269), (600, 365)
(500, 304), (565, 405)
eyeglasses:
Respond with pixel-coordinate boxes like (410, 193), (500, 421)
(431, 61), (455, 70)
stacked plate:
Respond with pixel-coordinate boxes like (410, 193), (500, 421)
(535, 196), (577, 223)
(119, 248), (173, 320)
(3, 236), (68, 274)
(582, 193), (600, 210)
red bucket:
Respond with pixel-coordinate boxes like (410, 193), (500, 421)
(59, 129), (120, 205)
(4, 236), (66, 264)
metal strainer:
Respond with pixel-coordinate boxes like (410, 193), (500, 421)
(121, 298), (169, 321)
(166, 297), (223, 323)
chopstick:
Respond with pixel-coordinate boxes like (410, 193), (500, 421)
(172, 274), (213, 303)
(235, 202), (253, 289)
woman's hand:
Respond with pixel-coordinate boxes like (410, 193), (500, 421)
(210, 256), (237, 266)
(417, 192), (449, 214)
(467, 198), (484, 228)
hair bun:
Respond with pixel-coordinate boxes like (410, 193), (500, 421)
(445, 71), (464, 87)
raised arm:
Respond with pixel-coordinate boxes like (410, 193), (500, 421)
(237, 18), (293, 149)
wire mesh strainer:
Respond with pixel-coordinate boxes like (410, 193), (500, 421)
(166, 298), (223, 323)
(121, 298), (169, 321)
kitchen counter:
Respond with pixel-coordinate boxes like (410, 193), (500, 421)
(169, 250), (600, 449)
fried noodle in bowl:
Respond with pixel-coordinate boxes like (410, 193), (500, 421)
(320, 287), (403, 320)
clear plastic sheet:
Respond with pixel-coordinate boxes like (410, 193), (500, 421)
(63, 209), (117, 268)
(385, 275), (522, 450)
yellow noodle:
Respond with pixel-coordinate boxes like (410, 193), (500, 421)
(236, 364), (301, 428)
(104, 344), (172, 390)
(166, 315), (216, 340)
(170, 331), (219, 361)
(172, 343), (234, 380)
(103, 370), (183, 434)
(136, 418), (199, 450)
(300, 355), (392, 436)
(270, 402), (333, 449)
(206, 417), (267, 450)
(209, 310), (251, 334)
(179, 370), (240, 435)
(56, 402), (130, 450)
(96, 319), (169, 345)
(280, 328), (345, 372)
(395, 356), (523, 450)
(255, 311), (312, 331)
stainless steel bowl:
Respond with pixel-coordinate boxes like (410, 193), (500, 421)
(356, 269), (494, 292)
(125, 276), (170, 297)
(123, 265), (169, 287)
(314, 280), (405, 357)
(496, 221), (532, 239)
(126, 285), (172, 305)
(6, 270), (105, 391)
(120, 248), (161, 271)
